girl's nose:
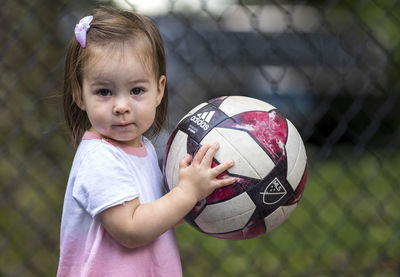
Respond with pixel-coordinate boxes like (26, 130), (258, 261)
(113, 95), (131, 115)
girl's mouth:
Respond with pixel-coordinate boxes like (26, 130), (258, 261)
(114, 122), (133, 128)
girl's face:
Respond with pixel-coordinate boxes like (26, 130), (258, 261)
(79, 41), (165, 147)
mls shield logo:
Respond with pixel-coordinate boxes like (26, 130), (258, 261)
(260, 178), (287, 205)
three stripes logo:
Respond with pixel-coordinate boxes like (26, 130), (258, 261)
(190, 111), (216, 130)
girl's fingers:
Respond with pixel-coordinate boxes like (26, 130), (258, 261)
(214, 176), (237, 188)
(212, 160), (235, 176)
(194, 143), (235, 175)
(201, 143), (219, 166)
(179, 153), (192, 168)
(192, 144), (211, 164)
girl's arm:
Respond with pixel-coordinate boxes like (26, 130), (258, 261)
(98, 143), (235, 248)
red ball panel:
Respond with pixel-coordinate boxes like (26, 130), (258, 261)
(219, 111), (288, 164)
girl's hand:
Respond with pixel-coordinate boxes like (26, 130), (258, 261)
(177, 143), (236, 204)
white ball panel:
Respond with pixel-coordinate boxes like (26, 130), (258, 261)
(178, 102), (208, 124)
(264, 203), (297, 232)
(195, 192), (256, 233)
(219, 96), (276, 117)
(201, 128), (275, 179)
(286, 120), (307, 191)
(165, 130), (188, 189)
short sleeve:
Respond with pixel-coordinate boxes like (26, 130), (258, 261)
(72, 144), (139, 217)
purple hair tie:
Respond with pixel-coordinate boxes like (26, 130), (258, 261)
(74, 15), (93, 48)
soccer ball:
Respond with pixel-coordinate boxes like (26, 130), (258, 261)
(163, 96), (307, 240)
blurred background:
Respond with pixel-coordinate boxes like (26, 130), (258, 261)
(0, 0), (399, 276)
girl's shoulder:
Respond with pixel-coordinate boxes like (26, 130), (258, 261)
(74, 138), (121, 165)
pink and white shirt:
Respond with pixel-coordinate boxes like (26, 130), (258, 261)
(57, 131), (182, 277)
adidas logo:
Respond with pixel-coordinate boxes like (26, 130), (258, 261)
(190, 111), (215, 130)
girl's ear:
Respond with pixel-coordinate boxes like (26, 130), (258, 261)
(73, 91), (86, 111)
(156, 75), (166, 106)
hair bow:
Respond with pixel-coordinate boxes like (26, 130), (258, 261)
(74, 15), (93, 48)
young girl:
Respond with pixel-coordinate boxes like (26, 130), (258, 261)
(57, 6), (235, 277)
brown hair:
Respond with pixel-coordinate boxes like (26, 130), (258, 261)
(63, 6), (168, 147)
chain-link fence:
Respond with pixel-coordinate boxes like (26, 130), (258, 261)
(1, 0), (399, 276)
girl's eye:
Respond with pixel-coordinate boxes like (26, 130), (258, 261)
(131, 88), (144, 95)
(96, 89), (112, 96)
